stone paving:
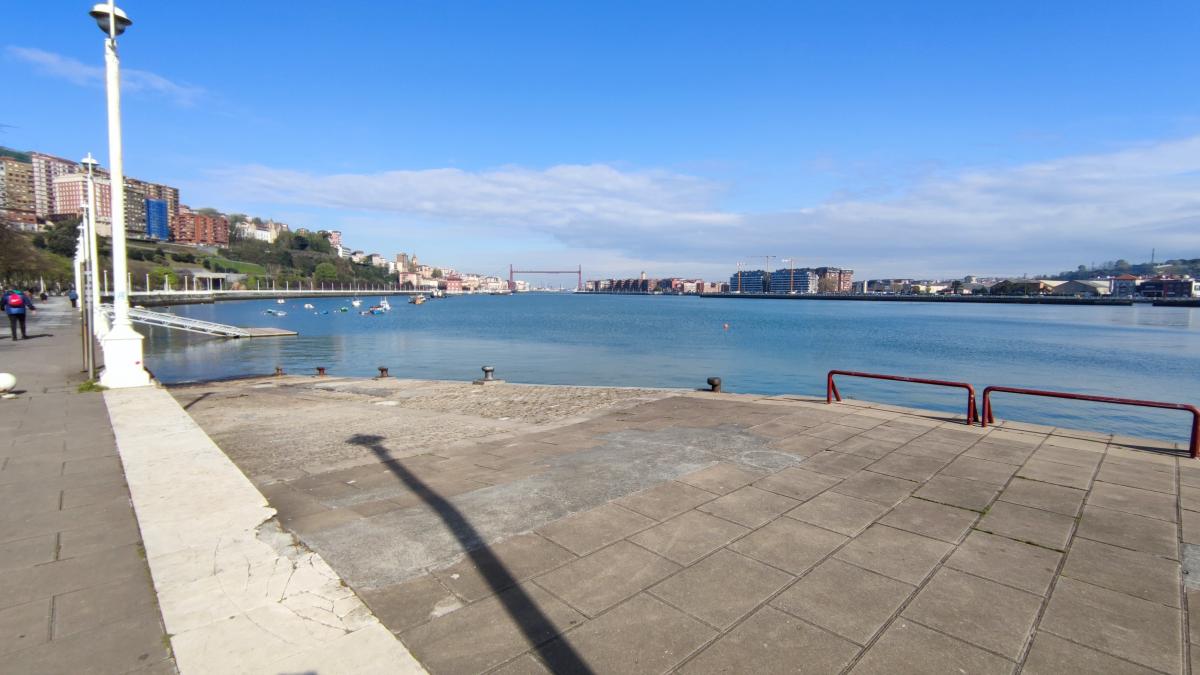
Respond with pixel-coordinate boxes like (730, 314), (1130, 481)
(0, 299), (175, 673)
(182, 374), (1200, 674)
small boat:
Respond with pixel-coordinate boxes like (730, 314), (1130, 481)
(276, 298), (286, 304)
(303, 303), (314, 309)
(264, 309), (287, 316)
(409, 295), (426, 305)
(351, 298), (362, 308)
(338, 306), (349, 312)
(379, 298), (391, 311)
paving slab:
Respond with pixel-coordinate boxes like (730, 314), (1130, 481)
(681, 605), (860, 674)
(1061, 537), (1181, 607)
(751, 466), (841, 501)
(879, 497), (979, 543)
(772, 558), (914, 645)
(1076, 504), (1180, 559)
(403, 582), (584, 674)
(945, 530), (1062, 597)
(1088, 480), (1179, 522)
(541, 594), (716, 673)
(628, 510), (749, 565)
(535, 503), (656, 556)
(730, 517), (847, 575)
(850, 618), (1014, 675)
(785, 491), (890, 537)
(532, 540), (679, 617)
(998, 478), (1086, 516)
(695, 485), (799, 528)
(913, 475), (1001, 512)
(650, 549), (793, 629)
(1040, 577), (1183, 674)
(613, 481), (716, 521)
(977, 500), (1076, 551)
(835, 525), (953, 585)
(831, 471), (918, 506)
(1023, 631), (1160, 675)
(431, 532), (576, 602)
(902, 567), (1043, 660)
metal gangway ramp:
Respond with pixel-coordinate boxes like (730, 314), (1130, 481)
(99, 304), (265, 338)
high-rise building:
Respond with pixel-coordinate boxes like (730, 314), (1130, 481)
(30, 152), (78, 218)
(52, 173), (114, 235)
(815, 267), (854, 293)
(328, 230), (342, 248)
(729, 269), (769, 293)
(145, 199), (169, 240)
(770, 267), (818, 294)
(0, 157), (36, 227)
(174, 205), (229, 246)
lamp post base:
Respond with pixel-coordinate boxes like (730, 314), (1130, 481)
(99, 324), (151, 388)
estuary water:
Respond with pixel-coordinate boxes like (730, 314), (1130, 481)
(145, 294), (1200, 443)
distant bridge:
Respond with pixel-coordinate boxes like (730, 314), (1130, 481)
(509, 265), (582, 291)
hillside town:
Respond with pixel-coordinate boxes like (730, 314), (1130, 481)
(0, 146), (515, 293)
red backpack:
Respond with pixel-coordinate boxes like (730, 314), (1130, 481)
(6, 293), (23, 308)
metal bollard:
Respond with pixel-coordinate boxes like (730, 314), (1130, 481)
(316, 366), (327, 376)
(378, 367), (390, 378)
(473, 365), (503, 385)
(274, 366), (285, 377)
(707, 377), (722, 393)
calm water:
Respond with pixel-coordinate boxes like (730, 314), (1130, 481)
(144, 294), (1200, 443)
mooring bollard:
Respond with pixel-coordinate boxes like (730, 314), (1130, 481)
(473, 365), (504, 385)
(377, 367), (390, 378)
(707, 377), (722, 393)
(316, 366), (327, 376)
(274, 366), (285, 377)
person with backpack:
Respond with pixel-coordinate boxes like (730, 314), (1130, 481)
(2, 289), (36, 340)
(67, 288), (79, 308)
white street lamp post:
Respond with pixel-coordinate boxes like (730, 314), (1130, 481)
(82, 154), (102, 330)
(91, 2), (149, 388)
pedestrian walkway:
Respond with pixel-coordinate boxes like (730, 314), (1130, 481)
(182, 373), (1200, 674)
(0, 298), (176, 673)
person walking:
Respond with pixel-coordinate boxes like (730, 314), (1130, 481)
(2, 288), (36, 340)
(67, 288), (79, 308)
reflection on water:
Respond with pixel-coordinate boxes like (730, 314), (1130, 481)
(144, 295), (1200, 443)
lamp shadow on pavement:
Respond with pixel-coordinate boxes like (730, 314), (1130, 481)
(347, 434), (594, 674)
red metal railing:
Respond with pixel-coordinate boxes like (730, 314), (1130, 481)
(827, 370), (979, 425)
(982, 386), (1200, 459)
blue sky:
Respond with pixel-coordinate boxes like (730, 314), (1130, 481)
(6, 1), (1200, 280)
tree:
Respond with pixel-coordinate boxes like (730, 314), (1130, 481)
(314, 262), (337, 282)
(1114, 259), (1132, 273)
(149, 266), (177, 290)
(432, 268), (443, 279)
(0, 223), (41, 285)
(817, 276), (837, 293)
(41, 217), (82, 258)
(292, 234), (310, 251)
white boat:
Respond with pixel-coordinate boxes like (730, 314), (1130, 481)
(379, 298), (391, 311)
(276, 298), (286, 304)
(351, 298), (363, 308)
(303, 303), (314, 309)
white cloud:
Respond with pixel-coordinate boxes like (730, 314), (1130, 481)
(207, 136), (1200, 278)
(7, 46), (203, 106)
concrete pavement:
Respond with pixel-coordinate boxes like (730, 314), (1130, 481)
(0, 298), (176, 674)
(182, 374), (1200, 674)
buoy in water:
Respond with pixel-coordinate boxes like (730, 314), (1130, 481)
(723, 323), (730, 330)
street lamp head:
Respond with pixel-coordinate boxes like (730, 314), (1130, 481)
(80, 153), (99, 168)
(89, 4), (132, 36)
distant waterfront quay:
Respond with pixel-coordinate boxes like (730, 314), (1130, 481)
(140, 293), (1200, 443)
